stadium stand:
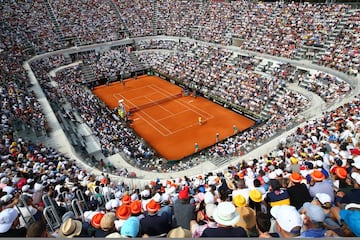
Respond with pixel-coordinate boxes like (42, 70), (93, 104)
(0, 0), (360, 238)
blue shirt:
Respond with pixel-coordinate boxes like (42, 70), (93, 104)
(300, 228), (327, 238)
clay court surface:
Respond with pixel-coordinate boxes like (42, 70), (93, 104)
(93, 75), (255, 160)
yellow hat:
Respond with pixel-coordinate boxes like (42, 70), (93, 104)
(290, 157), (298, 164)
(249, 189), (263, 203)
(233, 194), (246, 207)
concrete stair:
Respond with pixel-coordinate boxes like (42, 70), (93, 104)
(129, 52), (146, 71)
(109, 0), (130, 38)
(81, 63), (96, 86)
(152, 0), (158, 35)
(312, 9), (355, 64)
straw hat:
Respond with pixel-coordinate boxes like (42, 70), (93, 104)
(167, 226), (192, 238)
(224, 172), (233, 180)
(58, 218), (82, 238)
(236, 206), (256, 230)
(100, 212), (115, 231)
(213, 202), (240, 226)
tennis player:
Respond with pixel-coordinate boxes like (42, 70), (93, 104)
(233, 125), (238, 134)
(198, 117), (203, 125)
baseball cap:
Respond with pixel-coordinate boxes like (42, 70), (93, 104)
(302, 202), (325, 223)
(340, 210), (360, 236)
(0, 208), (18, 233)
(315, 193), (331, 205)
(121, 217), (140, 238)
(271, 205), (302, 234)
(351, 172), (360, 185)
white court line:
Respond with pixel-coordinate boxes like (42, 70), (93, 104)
(135, 111), (170, 136)
(112, 82), (216, 137)
(136, 108), (172, 136)
(156, 108), (190, 121)
(113, 84), (168, 109)
(137, 85), (216, 136)
(150, 84), (214, 119)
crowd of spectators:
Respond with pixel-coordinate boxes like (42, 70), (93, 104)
(136, 39), (178, 50)
(26, 39), (315, 172)
(114, 0), (154, 37)
(0, 0), (63, 54)
(319, 10), (360, 76)
(238, 3), (348, 58)
(50, 0), (125, 45)
(136, 40), (309, 116)
(298, 71), (352, 103)
(157, 0), (205, 38)
(1, 0), (356, 63)
(76, 47), (138, 81)
(1, 0), (360, 238)
(3, 92), (360, 237)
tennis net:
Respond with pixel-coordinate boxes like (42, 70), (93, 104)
(128, 93), (182, 113)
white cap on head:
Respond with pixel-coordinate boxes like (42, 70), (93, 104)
(270, 205), (302, 233)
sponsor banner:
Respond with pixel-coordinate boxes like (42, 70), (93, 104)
(232, 108), (243, 115)
(244, 114), (258, 121)
(213, 99), (223, 105)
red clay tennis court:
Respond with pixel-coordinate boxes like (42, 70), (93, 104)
(93, 75), (255, 160)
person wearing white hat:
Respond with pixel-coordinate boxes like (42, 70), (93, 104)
(201, 202), (247, 237)
(0, 208), (26, 237)
(270, 205), (302, 238)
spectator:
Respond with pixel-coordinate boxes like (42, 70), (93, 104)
(173, 186), (195, 230)
(336, 172), (360, 205)
(329, 205), (360, 237)
(248, 189), (265, 213)
(0, 208), (26, 237)
(270, 205), (302, 238)
(236, 206), (258, 237)
(255, 212), (280, 238)
(287, 172), (312, 210)
(120, 216), (141, 238)
(58, 218), (83, 238)
(26, 220), (51, 238)
(264, 179), (290, 209)
(201, 202), (247, 237)
(299, 202), (333, 237)
(190, 203), (218, 238)
(313, 193), (340, 230)
(140, 199), (170, 237)
(309, 170), (335, 203)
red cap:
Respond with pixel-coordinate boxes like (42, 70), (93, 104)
(178, 187), (189, 200)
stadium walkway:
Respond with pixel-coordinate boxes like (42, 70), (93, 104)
(23, 45), (360, 187)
